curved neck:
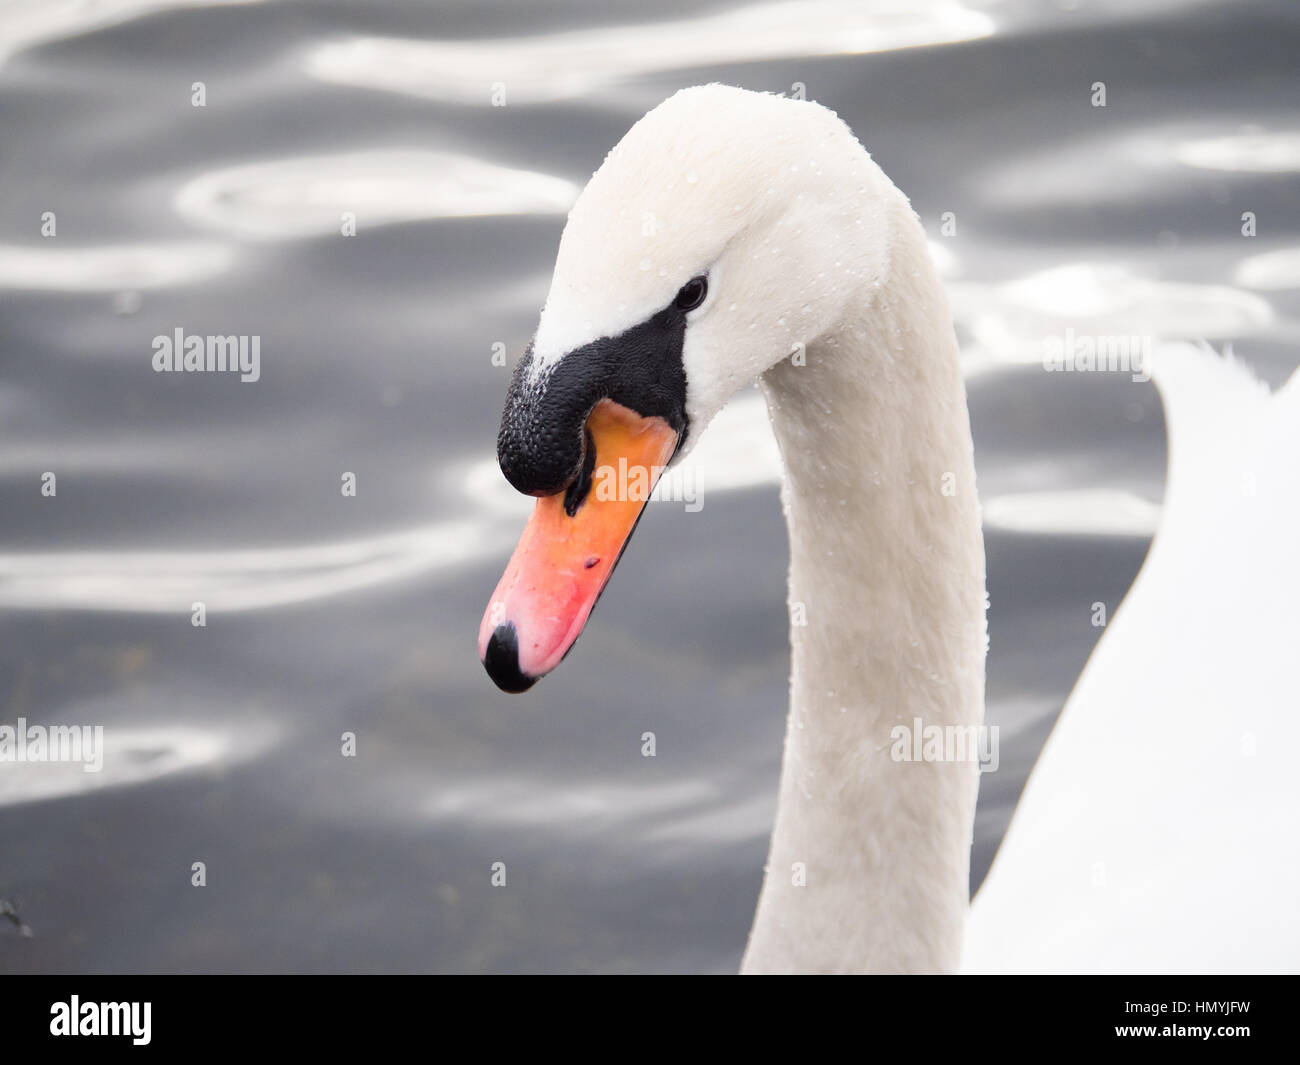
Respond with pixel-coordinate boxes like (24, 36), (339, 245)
(741, 195), (987, 973)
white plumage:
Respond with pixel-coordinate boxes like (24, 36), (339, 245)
(966, 346), (1300, 973)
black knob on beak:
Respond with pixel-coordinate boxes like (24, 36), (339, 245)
(483, 621), (536, 693)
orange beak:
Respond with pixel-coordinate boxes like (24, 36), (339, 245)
(478, 398), (680, 692)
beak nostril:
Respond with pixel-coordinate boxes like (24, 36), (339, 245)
(563, 425), (598, 518)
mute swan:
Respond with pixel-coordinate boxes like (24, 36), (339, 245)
(476, 84), (1300, 973)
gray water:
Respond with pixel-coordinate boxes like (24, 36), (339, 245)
(1, 0), (1297, 973)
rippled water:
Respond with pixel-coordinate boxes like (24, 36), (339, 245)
(1, 0), (1296, 972)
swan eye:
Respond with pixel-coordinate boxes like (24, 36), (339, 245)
(674, 276), (708, 312)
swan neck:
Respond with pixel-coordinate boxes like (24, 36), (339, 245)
(741, 194), (987, 973)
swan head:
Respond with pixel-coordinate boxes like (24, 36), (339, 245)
(480, 84), (894, 692)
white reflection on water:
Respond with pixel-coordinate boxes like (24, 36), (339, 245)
(0, 240), (235, 291)
(0, 720), (275, 808)
(0, 517), (508, 613)
(981, 489), (1159, 537)
(975, 124), (1300, 207)
(421, 772), (774, 846)
(0, 0), (260, 67)
(173, 150), (579, 239)
(1176, 130), (1300, 173)
(305, 0), (994, 106)
(1235, 247), (1300, 291)
(951, 261), (1273, 368)
(425, 774), (716, 826)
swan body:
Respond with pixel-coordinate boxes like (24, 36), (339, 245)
(966, 347), (1300, 974)
(480, 84), (1297, 973)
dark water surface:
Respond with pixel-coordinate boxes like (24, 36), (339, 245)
(1, 0), (1297, 972)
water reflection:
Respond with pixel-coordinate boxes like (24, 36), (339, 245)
(0, 0), (263, 67)
(1235, 246), (1300, 291)
(0, 240), (235, 291)
(1175, 129), (1300, 173)
(981, 489), (1159, 537)
(173, 150), (578, 240)
(0, 720), (275, 808)
(306, 0), (994, 105)
(975, 124), (1300, 207)
(953, 262), (1273, 369)
(0, 517), (509, 612)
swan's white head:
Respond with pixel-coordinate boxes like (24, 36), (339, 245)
(480, 84), (895, 692)
(536, 83), (894, 446)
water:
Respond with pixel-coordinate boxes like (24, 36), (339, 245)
(1, 0), (1296, 973)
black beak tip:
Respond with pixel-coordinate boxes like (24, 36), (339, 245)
(483, 622), (537, 694)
